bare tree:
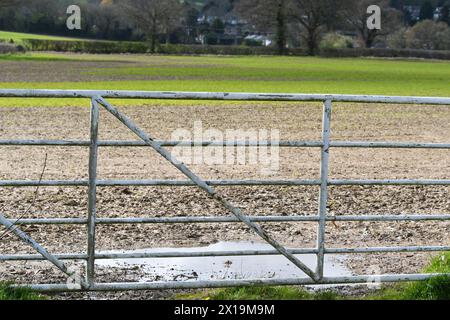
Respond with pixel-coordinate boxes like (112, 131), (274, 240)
(340, 0), (403, 48)
(117, 0), (182, 52)
(234, 0), (289, 54)
(290, 0), (339, 55)
(96, 1), (120, 39)
(0, 153), (47, 241)
(236, 0), (340, 55)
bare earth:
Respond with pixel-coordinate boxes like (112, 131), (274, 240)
(0, 101), (449, 299)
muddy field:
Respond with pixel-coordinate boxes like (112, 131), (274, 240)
(0, 101), (449, 299)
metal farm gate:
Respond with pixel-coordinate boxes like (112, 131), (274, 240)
(0, 89), (449, 292)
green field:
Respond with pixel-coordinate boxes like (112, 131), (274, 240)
(0, 52), (449, 107)
(0, 30), (93, 42)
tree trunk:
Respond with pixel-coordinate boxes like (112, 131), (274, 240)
(276, 1), (287, 55)
(363, 30), (377, 48)
(150, 19), (157, 53)
(165, 30), (169, 45)
(305, 28), (317, 56)
(150, 34), (157, 53)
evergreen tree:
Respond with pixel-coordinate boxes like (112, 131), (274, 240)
(419, 1), (435, 20)
(440, 4), (450, 25)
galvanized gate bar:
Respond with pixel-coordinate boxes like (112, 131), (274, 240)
(0, 139), (323, 147)
(5, 214), (450, 226)
(95, 96), (319, 281)
(2, 178), (450, 187)
(4, 244), (450, 262)
(3, 140), (450, 149)
(316, 99), (332, 279)
(1, 89), (450, 105)
(22, 272), (450, 293)
(0, 213), (88, 289)
(86, 98), (100, 286)
(0, 179), (322, 187)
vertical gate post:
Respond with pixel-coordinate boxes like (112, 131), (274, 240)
(316, 99), (332, 280)
(86, 97), (100, 286)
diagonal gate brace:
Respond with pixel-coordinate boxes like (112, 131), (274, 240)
(0, 213), (89, 289)
(95, 96), (318, 281)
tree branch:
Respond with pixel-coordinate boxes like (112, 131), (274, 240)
(0, 153), (48, 241)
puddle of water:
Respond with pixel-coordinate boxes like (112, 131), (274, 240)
(96, 241), (352, 283)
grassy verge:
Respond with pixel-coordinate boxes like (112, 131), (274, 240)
(178, 286), (342, 300)
(0, 282), (44, 300)
(370, 252), (450, 300)
(179, 252), (450, 300)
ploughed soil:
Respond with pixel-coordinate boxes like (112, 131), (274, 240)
(0, 101), (449, 299)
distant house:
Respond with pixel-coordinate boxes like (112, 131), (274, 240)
(403, 5), (446, 23)
(196, 10), (255, 46)
(244, 34), (272, 47)
(197, 15), (216, 24)
(403, 5), (421, 23)
(434, 7), (444, 21)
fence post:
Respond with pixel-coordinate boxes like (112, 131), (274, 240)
(316, 99), (332, 280)
(86, 97), (100, 286)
